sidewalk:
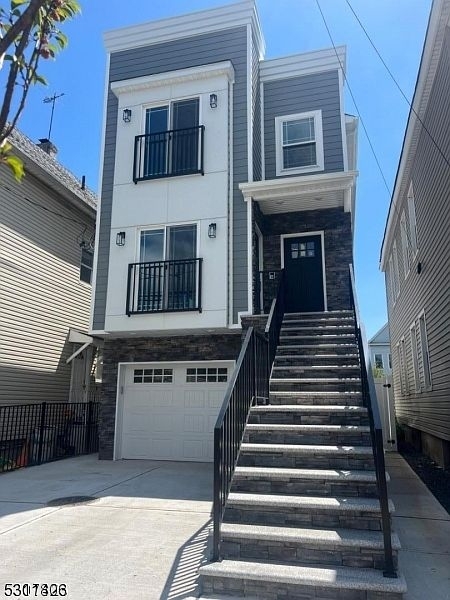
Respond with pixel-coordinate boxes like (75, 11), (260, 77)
(386, 452), (450, 600)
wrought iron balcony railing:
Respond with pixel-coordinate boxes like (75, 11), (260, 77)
(126, 258), (203, 315)
(133, 125), (205, 182)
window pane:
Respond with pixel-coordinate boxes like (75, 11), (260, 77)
(283, 143), (316, 169)
(146, 106), (168, 134)
(283, 118), (315, 145)
(374, 354), (383, 369)
(140, 230), (164, 262)
(167, 225), (197, 260)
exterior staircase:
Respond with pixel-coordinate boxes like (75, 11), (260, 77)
(200, 310), (406, 599)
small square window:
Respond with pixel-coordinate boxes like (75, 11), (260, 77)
(134, 367), (173, 384)
(186, 367), (228, 383)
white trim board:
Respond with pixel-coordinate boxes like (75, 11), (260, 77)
(280, 231), (328, 312)
(260, 46), (346, 82)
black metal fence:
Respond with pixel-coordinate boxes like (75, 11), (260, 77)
(0, 401), (99, 474)
(349, 265), (397, 578)
(127, 258), (202, 316)
(133, 125), (205, 182)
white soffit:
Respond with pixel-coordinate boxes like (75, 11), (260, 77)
(260, 46), (346, 82)
(380, 0), (450, 268)
(103, 0), (265, 56)
(111, 61), (235, 97)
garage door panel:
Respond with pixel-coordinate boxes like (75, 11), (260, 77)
(119, 361), (233, 462)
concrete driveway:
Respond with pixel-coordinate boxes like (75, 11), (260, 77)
(0, 455), (213, 600)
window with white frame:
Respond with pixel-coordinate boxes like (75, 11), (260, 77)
(392, 240), (400, 298)
(407, 182), (418, 255)
(387, 257), (395, 307)
(410, 322), (420, 392)
(133, 368), (173, 384)
(400, 211), (411, 277)
(374, 354), (383, 369)
(418, 312), (432, 390)
(186, 367), (228, 383)
(397, 338), (408, 395)
(410, 312), (432, 392)
(275, 110), (324, 176)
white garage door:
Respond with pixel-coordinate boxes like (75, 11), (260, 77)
(118, 361), (233, 462)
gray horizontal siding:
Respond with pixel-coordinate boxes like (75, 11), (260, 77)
(93, 26), (250, 328)
(387, 27), (450, 442)
(263, 70), (344, 179)
(252, 32), (262, 182)
(0, 164), (94, 405)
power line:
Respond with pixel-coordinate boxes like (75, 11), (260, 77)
(314, 0), (392, 198)
(344, 0), (450, 173)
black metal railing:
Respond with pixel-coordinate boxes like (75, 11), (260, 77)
(254, 269), (282, 315)
(133, 125), (205, 182)
(265, 269), (286, 369)
(213, 327), (269, 561)
(349, 264), (397, 578)
(0, 401), (99, 474)
(126, 258), (202, 316)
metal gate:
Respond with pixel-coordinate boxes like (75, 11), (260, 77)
(374, 375), (397, 451)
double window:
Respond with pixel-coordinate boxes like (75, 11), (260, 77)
(275, 110), (324, 176)
(143, 98), (200, 178)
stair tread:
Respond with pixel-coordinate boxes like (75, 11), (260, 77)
(220, 523), (401, 550)
(270, 390), (361, 395)
(227, 492), (394, 513)
(270, 377), (361, 382)
(234, 466), (382, 482)
(246, 424), (370, 432)
(252, 404), (367, 412)
(272, 365), (359, 370)
(241, 443), (373, 455)
(199, 560), (406, 593)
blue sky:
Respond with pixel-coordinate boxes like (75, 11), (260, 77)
(14, 0), (432, 337)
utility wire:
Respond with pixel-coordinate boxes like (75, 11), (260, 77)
(344, 0), (450, 173)
(315, 0), (392, 198)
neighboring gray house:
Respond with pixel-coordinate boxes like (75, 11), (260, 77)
(380, 0), (450, 468)
(368, 323), (391, 376)
(0, 129), (97, 405)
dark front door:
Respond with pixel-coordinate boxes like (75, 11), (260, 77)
(283, 235), (325, 312)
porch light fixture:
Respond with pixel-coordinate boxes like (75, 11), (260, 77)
(208, 223), (217, 238)
(116, 231), (126, 246)
(209, 93), (218, 109)
(122, 108), (132, 123)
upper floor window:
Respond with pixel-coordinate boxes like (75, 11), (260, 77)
(407, 182), (418, 256)
(275, 110), (324, 176)
(80, 248), (93, 284)
(134, 97), (204, 182)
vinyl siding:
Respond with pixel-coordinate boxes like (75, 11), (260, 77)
(0, 165), (95, 405)
(93, 26), (250, 328)
(252, 31), (262, 181)
(263, 70), (344, 179)
(386, 27), (450, 442)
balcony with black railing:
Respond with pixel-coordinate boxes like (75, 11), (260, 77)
(133, 125), (205, 183)
(126, 258), (202, 316)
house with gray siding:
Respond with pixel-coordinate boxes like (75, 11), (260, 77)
(90, 3), (408, 596)
(0, 129), (97, 406)
(381, 0), (450, 468)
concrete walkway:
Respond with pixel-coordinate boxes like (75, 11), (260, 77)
(0, 455), (212, 600)
(386, 451), (450, 600)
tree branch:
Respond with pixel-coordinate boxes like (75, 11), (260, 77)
(0, 0), (46, 58)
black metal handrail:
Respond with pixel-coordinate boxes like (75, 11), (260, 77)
(133, 125), (205, 182)
(126, 258), (202, 316)
(265, 269), (286, 369)
(212, 327), (269, 561)
(254, 269), (282, 315)
(349, 264), (397, 578)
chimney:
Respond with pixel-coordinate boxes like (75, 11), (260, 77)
(37, 138), (58, 158)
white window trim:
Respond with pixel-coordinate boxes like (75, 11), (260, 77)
(410, 321), (420, 392)
(400, 211), (411, 278)
(392, 240), (400, 299)
(407, 181), (419, 258)
(275, 110), (324, 176)
(136, 221), (200, 263)
(418, 310), (432, 392)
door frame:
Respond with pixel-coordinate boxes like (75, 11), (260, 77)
(114, 359), (235, 460)
(280, 231), (328, 311)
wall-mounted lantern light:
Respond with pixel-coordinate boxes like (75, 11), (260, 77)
(116, 231), (126, 246)
(209, 93), (218, 109)
(208, 223), (217, 239)
(122, 108), (132, 123)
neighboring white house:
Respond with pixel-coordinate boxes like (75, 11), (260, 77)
(0, 130), (98, 405)
(368, 323), (391, 375)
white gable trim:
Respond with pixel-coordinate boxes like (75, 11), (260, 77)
(260, 46), (346, 82)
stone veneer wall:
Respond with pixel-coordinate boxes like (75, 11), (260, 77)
(258, 207), (353, 311)
(99, 333), (242, 459)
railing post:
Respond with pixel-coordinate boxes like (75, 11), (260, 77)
(37, 402), (47, 465)
(85, 401), (94, 454)
(212, 426), (221, 561)
(376, 428), (397, 578)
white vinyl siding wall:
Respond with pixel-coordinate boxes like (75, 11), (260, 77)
(0, 165), (95, 405)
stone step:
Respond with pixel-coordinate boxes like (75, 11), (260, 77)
(274, 354), (360, 367)
(232, 466), (381, 498)
(238, 443), (374, 470)
(277, 344), (358, 356)
(200, 560), (406, 599)
(280, 325), (355, 334)
(249, 404), (369, 425)
(279, 334), (356, 345)
(244, 424), (372, 446)
(270, 377), (362, 393)
(272, 365), (361, 375)
(220, 523), (400, 570)
(282, 316), (355, 325)
(223, 493), (391, 531)
(269, 391), (364, 406)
